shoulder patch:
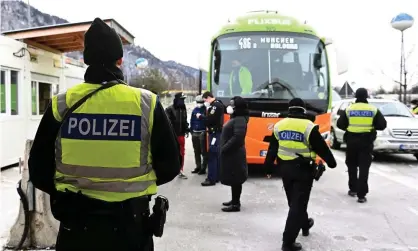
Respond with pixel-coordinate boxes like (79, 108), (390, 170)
(210, 109), (215, 114)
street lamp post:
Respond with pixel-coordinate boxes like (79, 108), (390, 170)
(391, 13), (414, 103)
(125, 50), (133, 85)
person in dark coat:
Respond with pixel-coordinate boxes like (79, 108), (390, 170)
(220, 96), (249, 212)
(165, 92), (190, 179)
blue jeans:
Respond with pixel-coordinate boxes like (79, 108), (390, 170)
(207, 132), (221, 182)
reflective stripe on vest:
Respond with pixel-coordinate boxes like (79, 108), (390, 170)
(51, 83), (157, 202)
(273, 118), (316, 161)
(346, 103), (377, 133)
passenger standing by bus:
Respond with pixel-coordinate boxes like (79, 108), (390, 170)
(28, 18), (181, 251)
(198, 91), (225, 186)
(229, 59), (253, 96)
(190, 95), (208, 175)
(166, 92), (190, 179)
(220, 96), (249, 212)
(337, 88), (386, 203)
(264, 98), (337, 251)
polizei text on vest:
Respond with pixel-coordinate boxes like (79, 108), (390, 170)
(61, 113), (142, 141)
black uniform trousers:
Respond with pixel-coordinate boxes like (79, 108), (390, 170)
(345, 142), (373, 198)
(191, 131), (208, 171)
(52, 192), (153, 251)
(281, 161), (314, 244)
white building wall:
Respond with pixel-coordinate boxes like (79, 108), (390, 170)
(0, 35), (86, 168)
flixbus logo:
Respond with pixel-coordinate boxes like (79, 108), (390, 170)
(261, 112), (281, 118)
(247, 18), (292, 25)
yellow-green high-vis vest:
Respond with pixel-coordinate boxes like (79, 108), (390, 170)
(273, 118), (316, 161)
(51, 83), (158, 202)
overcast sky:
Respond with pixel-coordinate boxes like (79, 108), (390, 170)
(26, 0), (418, 89)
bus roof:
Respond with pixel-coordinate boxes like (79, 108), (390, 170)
(211, 10), (321, 42)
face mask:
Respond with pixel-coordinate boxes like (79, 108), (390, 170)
(226, 106), (234, 114)
(204, 101), (210, 107)
(197, 104), (203, 108)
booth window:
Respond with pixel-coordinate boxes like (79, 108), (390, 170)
(0, 69), (20, 115)
(31, 81), (58, 115)
(11, 70), (19, 115)
(0, 71), (5, 114)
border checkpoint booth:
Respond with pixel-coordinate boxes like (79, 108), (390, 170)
(2, 19), (135, 250)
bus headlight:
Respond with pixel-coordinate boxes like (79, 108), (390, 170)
(321, 131), (330, 141)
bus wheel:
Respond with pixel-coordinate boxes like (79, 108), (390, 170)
(330, 129), (341, 150)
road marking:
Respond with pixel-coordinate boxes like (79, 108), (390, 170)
(408, 207), (418, 216)
(334, 155), (418, 191)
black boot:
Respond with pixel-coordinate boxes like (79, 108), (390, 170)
(222, 201), (232, 206)
(191, 167), (201, 174)
(281, 242), (302, 251)
(302, 218), (314, 236)
(198, 169), (206, 175)
(348, 190), (356, 197)
(357, 197), (367, 203)
(222, 204), (240, 212)
(201, 179), (216, 186)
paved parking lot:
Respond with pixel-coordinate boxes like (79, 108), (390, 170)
(2, 141), (418, 250)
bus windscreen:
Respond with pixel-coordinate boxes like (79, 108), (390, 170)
(211, 32), (330, 112)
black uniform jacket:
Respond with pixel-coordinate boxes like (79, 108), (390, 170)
(201, 99), (225, 131)
(28, 65), (182, 195)
(264, 113), (337, 174)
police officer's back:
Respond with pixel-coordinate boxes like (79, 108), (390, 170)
(337, 88), (386, 203)
(28, 18), (181, 251)
(264, 98), (336, 251)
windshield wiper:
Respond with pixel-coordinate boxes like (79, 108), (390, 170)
(384, 114), (411, 117)
(253, 79), (296, 98)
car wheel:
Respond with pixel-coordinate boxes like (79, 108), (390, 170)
(330, 129), (341, 150)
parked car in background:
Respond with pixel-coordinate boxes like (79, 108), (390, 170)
(331, 89), (342, 108)
(330, 98), (418, 160)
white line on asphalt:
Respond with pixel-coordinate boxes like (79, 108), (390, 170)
(408, 207), (418, 216)
(334, 155), (418, 191)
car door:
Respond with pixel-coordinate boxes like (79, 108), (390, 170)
(334, 101), (351, 142)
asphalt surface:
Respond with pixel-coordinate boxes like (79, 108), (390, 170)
(2, 99), (418, 251)
(2, 143), (418, 251)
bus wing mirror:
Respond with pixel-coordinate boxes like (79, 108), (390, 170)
(325, 39), (348, 75)
(322, 37), (333, 46)
(213, 49), (221, 85)
(335, 47), (348, 75)
(313, 53), (322, 69)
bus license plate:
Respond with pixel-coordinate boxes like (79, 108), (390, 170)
(260, 150), (267, 157)
(400, 144), (418, 150)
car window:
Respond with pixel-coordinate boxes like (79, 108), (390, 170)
(369, 101), (413, 117)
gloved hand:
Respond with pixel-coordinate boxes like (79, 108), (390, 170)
(327, 161), (337, 169)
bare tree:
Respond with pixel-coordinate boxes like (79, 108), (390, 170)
(367, 45), (417, 101)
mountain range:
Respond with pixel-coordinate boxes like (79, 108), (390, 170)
(0, 0), (201, 91)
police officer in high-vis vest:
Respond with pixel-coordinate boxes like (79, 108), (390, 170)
(411, 99), (418, 114)
(337, 88), (386, 203)
(28, 18), (181, 251)
(264, 98), (336, 251)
